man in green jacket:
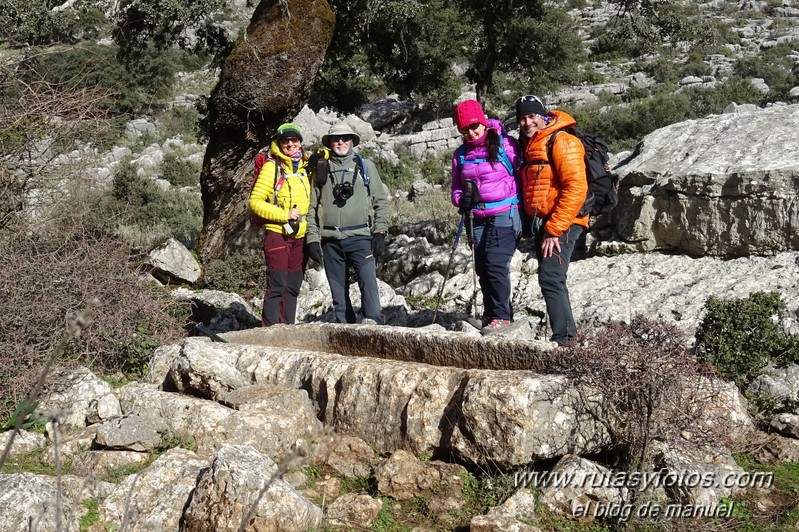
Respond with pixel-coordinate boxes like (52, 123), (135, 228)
(306, 122), (389, 324)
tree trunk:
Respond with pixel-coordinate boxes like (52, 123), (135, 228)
(196, 0), (335, 264)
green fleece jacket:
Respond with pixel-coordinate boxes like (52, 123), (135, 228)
(306, 149), (389, 243)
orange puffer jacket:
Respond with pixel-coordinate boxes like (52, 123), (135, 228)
(520, 110), (589, 237)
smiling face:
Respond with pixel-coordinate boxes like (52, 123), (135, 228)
(459, 122), (486, 142)
(518, 114), (547, 139)
(279, 137), (302, 157)
(329, 135), (353, 156)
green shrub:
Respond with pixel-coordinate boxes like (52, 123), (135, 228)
(160, 151), (200, 187)
(0, 0), (110, 46)
(420, 150), (452, 187)
(695, 292), (799, 387)
(374, 146), (418, 191)
(734, 41), (799, 100)
(159, 106), (203, 143)
(105, 157), (203, 249)
(570, 76), (764, 152)
(29, 43), (208, 115)
(202, 250), (264, 301)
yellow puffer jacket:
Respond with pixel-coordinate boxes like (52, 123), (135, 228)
(248, 141), (312, 238)
(520, 110), (589, 237)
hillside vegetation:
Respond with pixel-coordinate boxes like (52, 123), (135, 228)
(0, 0), (797, 419)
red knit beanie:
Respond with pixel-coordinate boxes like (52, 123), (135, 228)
(454, 100), (487, 130)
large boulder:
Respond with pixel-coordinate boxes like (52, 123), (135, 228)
(197, 0), (335, 263)
(614, 103), (799, 257)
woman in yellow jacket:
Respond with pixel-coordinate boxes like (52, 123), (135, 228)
(249, 123), (311, 326)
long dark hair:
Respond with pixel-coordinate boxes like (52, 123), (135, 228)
(486, 128), (501, 162)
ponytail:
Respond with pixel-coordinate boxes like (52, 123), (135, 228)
(486, 128), (500, 163)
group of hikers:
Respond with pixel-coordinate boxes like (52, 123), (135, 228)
(249, 95), (588, 346)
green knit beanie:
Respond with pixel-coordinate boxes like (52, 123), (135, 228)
(275, 122), (303, 142)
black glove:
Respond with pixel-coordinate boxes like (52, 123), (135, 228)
(308, 242), (323, 264)
(460, 180), (480, 210)
(371, 233), (386, 257)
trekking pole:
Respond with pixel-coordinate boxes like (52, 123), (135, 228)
(468, 209), (479, 321)
(432, 214), (466, 324)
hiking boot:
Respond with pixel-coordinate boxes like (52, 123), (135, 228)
(481, 318), (511, 335)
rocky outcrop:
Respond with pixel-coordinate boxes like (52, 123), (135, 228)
(143, 238), (201, 285)
(196, 0), (335, 263)
(151, 332), (612, 468)
(182, 444), (323, 531)
(614, 103), (799, 257)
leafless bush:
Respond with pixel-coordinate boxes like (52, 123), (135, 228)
(0, 213), (189, 420)
(0, 51), (112, 231)
(554, 316), (716, 474)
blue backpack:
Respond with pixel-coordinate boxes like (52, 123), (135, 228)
(454, 136), (514, 176)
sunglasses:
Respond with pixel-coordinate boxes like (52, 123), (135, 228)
(517, 95), (544, 105)
(330, 135), (353, 143)
(280, 137), (302, 144)
(459, 123), (483, 135)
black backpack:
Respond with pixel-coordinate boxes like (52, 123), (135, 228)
(547, 126), (619, 217)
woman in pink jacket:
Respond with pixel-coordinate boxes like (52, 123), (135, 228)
(451, 99), (521, 331)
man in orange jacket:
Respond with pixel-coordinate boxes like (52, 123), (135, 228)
(516, 95), (588, 346)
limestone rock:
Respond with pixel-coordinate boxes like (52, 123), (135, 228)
(94, 414), (168, 452)
(770, 413), (799, 439)
(95, 448), (207, 530)
(172, 287), (260, 332)
(0, 429), (45, 458)
(39, 366), (114, 429)
(326, 492), (382, 528)
(182, 444), (322, 531)
(374, 450), (465, 502)
(116, 382), (319, 458)
(538, 455), (628, 518)
(471, 488), (540, 531)
(0, 473), (79, 532)
(143, 238), (201, 285)
(614, 103), (799, 257)
(318, 435), (376, 479)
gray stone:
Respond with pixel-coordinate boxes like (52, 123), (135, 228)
(39, 366), (114, 429)
(96, 448), (208, 530)
(326, 492), (382, 528)
(144, 238), (201, 285)
(182, 444), (323, 531)
(770, 413), (799, 439)
(94, 414), (167, 452)
(614, 103), (799, 257)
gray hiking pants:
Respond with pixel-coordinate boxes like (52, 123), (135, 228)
(534, 221), (582, 345)
(322, 235), (384, 325)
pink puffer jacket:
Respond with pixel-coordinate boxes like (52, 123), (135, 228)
(451, 119), (520, 218)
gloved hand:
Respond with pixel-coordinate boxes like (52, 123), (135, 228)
(308, 242), (323, 264)
(459, 180), (480, 210)
(371, 233), (386, 257)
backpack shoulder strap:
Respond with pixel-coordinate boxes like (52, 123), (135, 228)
(455, 145), (466, 170)
(545, 130), (561, 165)
(353, 153), (370, 194)
(270, 156), (285, 205)
(497, 135), (514, 176)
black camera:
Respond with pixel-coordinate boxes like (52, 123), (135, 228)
(333, 181), (353, 200)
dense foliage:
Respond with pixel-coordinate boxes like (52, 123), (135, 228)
(695, 292), (799, 387)
(312, 0), (587, 114)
